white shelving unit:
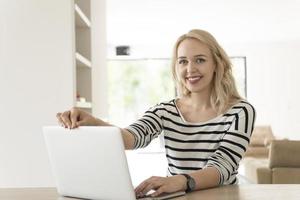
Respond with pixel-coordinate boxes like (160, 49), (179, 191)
(76, 101), (92, 109)
(74, 0), (92, 112)
(75, 52), (92, 68)
(75, 4), (91, 28)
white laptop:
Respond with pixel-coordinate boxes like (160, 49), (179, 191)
(43, 126), (185, 200)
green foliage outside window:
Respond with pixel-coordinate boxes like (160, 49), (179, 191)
(108, 59), (175, 127)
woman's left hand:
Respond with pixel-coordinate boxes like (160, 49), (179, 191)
(134, 175), (187, 198)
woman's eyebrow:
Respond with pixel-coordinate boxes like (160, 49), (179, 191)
(177, 54), (207, 59)
(194, 54), (207, 58)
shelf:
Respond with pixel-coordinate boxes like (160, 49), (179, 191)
(74, 0), (93, 114)
(75, 52), (91, 68)
(76, 101), (92, 108)
(75, 4), (91, 28)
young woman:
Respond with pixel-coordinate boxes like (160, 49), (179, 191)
(57, 29), (255, 198)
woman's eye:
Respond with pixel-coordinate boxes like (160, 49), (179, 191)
(178, 60), (187, 65)
(196, 58), (205, 64)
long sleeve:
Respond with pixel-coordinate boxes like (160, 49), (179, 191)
(125, 104), (165, 149)
(204, 102), (256, 184)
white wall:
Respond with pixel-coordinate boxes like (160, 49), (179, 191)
(91, 0), (108, 119)
(0, 0), (74, 187)
(224, 41), (300, 139)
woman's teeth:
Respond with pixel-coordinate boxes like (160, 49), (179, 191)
(186, 76), (202, 84)
(187, 76), (201, 81)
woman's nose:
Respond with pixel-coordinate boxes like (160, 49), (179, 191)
(187, 62), (196, 73)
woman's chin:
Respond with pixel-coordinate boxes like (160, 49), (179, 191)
(186, 86), (208, 94)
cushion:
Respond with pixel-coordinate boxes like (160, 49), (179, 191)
(272, 168), (300, 183)
(257, 168), (272, 184)
(242, 157), (270, 183)
(244, 147), (269, 158)
(249, 137), (265, 146)
(249, 126), (274, 146)
(269, 140), (300, 168)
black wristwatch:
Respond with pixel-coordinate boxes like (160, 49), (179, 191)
(181, 174), (196, 193)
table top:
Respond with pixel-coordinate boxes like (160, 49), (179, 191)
(1, 184), (300, 200)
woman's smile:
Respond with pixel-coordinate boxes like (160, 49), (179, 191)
(186, 75), (203, 84)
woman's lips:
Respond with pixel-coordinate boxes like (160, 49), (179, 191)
(186, 76), (202, 84)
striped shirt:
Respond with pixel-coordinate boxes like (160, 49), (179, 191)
(125, 99), (256, 185)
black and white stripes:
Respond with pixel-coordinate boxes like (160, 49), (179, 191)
(125, 99), (256, 186)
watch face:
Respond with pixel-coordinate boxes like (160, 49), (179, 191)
(188, 177), (196, 191)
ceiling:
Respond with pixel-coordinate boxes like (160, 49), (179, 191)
(106, 0), (300, 47)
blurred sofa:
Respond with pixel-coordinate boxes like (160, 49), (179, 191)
(244, 126), (275, 158)
(242, 140), (300, 183)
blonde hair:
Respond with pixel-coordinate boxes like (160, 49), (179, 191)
(171, 29), (242, 114)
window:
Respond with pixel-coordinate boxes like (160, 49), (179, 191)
(231, 56), (247, 98)
(108, 58), (174, 126)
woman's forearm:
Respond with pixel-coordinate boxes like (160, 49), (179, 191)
(94, 117), (111, 126)
(120, 128), (135, 150)
(94, 118), (135, 150)
(189, 167), (220, 190)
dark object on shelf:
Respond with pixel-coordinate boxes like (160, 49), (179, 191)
(116, 45), (130, 56)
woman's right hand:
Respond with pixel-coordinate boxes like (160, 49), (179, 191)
(56, 107), (136, 149)
(56, 107), (100, 129)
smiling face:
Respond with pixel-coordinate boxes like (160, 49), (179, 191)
(176, 38), (216, 95)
